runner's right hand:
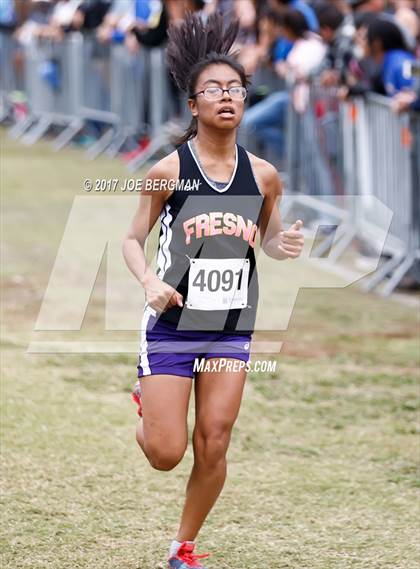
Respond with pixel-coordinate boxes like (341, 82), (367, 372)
(142, 274), (183, 313)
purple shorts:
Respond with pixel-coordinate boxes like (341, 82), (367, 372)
(137, 308), (252, 379)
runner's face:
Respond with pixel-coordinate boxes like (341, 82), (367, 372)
(189, 64), (246, 131)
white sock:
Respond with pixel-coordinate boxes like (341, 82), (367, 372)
(169, 539), (195, 557)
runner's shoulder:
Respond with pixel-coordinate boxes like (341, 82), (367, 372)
(246, 151), (283, 198)
(140, 150), (180, 199)
(144, 149), (180, 182)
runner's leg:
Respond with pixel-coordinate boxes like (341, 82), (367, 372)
(136, 374), (193, 471)
(175, 359), (247, 541)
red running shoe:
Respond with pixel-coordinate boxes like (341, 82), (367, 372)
(167, 541), (210, 568)
(131, 380), (143, 418)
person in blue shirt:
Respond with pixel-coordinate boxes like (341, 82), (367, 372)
(0, 0), (17, 31)
(366, 17), (415, 96)
(97, 0), (155, 45)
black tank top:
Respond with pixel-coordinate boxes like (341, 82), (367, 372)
(154, 139), (264, 334)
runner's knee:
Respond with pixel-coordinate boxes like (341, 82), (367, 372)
(145, 442), (186, 471)
(193, 422), (232, 467)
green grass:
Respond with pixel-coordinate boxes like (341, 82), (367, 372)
(1, 130), (420, 568)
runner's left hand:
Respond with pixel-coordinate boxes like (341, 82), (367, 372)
(278, 220), (304, 259)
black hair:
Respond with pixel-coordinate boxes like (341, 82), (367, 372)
(263, 7), (284, 27)
(367, 17), (409, 52)
(281, 8), (309, 39)
(166, 11), (251, 144)
(316, 4), (344, 32)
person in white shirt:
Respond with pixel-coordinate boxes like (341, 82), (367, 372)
(276, 8), (326, 80)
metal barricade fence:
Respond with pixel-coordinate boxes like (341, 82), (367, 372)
(75, 33), (117, 157)
(363, 94), (412, 247)
(2, 35), (418, 293)
(80, 35), (113, 122)
(125, 48), (188, 173)
(285, 82), (351, 236)
(287, 83), (345, 199)
(285, 83), (419, 294)
(6, 33), (173, 157)
(0, 31), (21, 121)
(361, 97), (419, 294)
(86, 40), (148, 159)
(19, 34), (83, 146)
(410, 113), (420, 254)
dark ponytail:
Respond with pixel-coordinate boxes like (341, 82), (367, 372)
(180, 116), (198, 146)
(166, 12), (251, 144)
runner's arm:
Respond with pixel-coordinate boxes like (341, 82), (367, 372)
(122, 153), (184, 311)
(256, 159), (304, 259)
(249, 158), (289, 260)
(122, 160), (172, 285)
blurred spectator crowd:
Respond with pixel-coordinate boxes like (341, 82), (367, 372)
(0, 0), (419, 150)
(1, 1), (418, 291)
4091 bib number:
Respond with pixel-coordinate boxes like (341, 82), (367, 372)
(186, 258), (250, 311)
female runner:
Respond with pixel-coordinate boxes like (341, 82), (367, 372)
(122, 12), (304, 569)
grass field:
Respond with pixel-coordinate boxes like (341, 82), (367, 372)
(1, 130), (420, 569)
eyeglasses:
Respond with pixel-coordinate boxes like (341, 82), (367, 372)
(191, 86), (248, 101)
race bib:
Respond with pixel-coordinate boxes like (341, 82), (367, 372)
(186, 258), (250, 311)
